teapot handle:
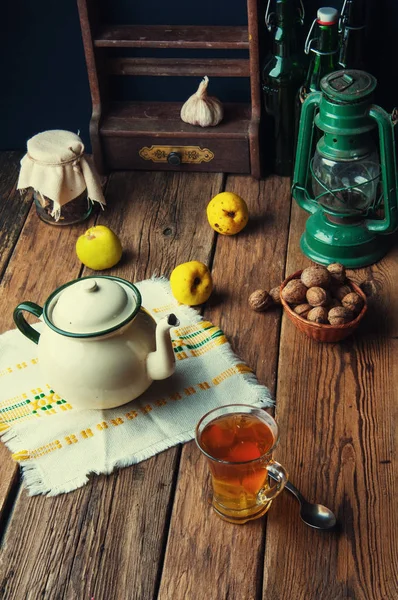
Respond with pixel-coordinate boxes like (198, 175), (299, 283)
(13, 302), (43, 345)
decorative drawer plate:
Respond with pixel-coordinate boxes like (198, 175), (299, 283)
(139, 145), (214, 164)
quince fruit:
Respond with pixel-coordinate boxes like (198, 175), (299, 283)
(76, 225), (123, 270)
(170, 261), (213, 306)
(206, 192), (249, 235)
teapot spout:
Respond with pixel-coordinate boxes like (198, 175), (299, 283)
(146, 314), (180, 381)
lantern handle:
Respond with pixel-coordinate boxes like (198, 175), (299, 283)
(365, 105), (398, 234)
(291, 92), (322, 215)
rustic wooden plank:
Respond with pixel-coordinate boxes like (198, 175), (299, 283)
(94, 25), (250, 49)
(158, 175), (292, 600)
(0, 152), (32, 279)
(352, 235), (398, 339)
(0, 196), (98, 525)
(0, 453), (179, 600)
(0, 151), (30, 530)
(76, 0), (107, 174)
(107, 57), (250, 78)
(247, 0), (261, 179)
(101, 102), (252, 138)
(262, 201), (398, 598)
(0, 151), (88, 521)
(0, 171), (223, 600)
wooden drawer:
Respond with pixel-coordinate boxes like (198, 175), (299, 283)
(101, 136), (250, 173)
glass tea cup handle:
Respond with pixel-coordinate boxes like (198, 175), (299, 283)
(257, 460), (288, 504)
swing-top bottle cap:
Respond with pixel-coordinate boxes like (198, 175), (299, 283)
(317, 7), (339, 25)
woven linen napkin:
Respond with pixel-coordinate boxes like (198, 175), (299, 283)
(0, 278), (273, 496)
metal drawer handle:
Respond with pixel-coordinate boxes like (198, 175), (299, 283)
(139, 145), (215, 164)
(167, 152), (181, 165)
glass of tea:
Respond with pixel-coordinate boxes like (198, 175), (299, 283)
(195, 404), (288, 524)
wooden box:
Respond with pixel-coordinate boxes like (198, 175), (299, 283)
(77, 2), (263, 178)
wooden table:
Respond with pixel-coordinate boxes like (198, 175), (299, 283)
(0, 152), (396, 599)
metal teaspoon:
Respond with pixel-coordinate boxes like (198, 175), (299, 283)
(270, 473), (337, 530)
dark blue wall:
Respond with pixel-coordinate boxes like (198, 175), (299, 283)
(0, 0), (394, 152)
(1, 1), (92, 151)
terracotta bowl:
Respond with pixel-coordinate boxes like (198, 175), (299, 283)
(280, 270), (368, 343)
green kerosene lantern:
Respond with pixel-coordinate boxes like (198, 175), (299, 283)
(292, 69), (398, 267)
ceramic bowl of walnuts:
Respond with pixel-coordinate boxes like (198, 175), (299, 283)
(280, 264), (367, 342)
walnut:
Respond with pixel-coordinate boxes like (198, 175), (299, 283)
(281, 279), (307, 304)
(249, 289), (272, 312)
(307, 307), (328, 324)
(342, 292), (364, 314)
(294, 304), (312, 318)
(327, 263), (346, 284)
(328, 306), (353, 325)
(269, 286), (281, 304)
(306, 286), (330, 307)
(332, 284), (352, 301)
(301, 265), (331, 289)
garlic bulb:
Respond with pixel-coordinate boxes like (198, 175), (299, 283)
(180, 76), (224, 127)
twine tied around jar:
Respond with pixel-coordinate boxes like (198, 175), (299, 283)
(17, 130), (106, 222)
(26, 146), (84, 174)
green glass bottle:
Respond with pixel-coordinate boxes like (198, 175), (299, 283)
(339, 0), (367, 69)
(301, 7), (340, 97)
(262, 0), (305, 176)
(294, 7), (340, 155)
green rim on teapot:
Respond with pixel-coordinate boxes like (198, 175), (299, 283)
(14, 276), (142, 343)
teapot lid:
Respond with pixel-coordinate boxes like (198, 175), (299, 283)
(45, 276), (141, 336)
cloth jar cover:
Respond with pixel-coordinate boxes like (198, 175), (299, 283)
(17, 130), (105, 220)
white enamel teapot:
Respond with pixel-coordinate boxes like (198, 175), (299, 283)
(13, 276), (179, 409)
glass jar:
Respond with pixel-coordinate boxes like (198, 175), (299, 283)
(18, 130), (105, 226)
(34, 189), (93, 226)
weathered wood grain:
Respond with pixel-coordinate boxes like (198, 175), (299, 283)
(0, 152), (31, 280)
(247, 0), (262, 178)
(207, 175), (291, 387)
(76, 0), (106, 175)
(0, 171), (223, 600)
(107, 57), (251, 78)
(262, 201), (398, 599)
(158, 175), (292, 600)
(78, 171), (223, 283)
(0, 152), (95, 522)
(0, 151), (29, 537)
(1, 159), (396, 600)
(0, 198), (97, 524)
(0, 452), (180, 600)
(94, 25), (250, 49)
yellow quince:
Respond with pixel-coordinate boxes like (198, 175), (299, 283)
(206, 192), (249, 235)
(170, 261), (213, 306)
(76, 225), (123, 270)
